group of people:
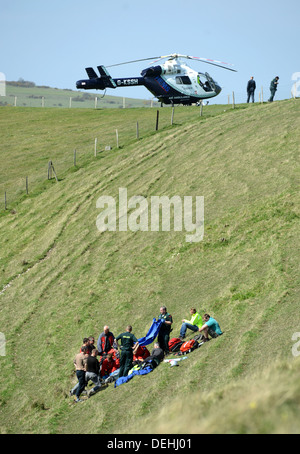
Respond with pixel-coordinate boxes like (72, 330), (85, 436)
(246, 76), (280, 103)
(70, 307), (222, 403)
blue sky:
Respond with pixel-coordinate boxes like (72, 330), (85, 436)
(1, 0), (299, 103)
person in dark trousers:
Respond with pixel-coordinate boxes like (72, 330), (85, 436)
(97, 325), (115, 357)
(198, 314), (223, 343)
(268, 76), (279, 102)
(115, 325), (139, 378)
(247, 76), (256, 103)
(86, 349), (103, 397)
(142, 342), (165, 370)
(71, 345), (89, 403)
(158, 306), (173, 354)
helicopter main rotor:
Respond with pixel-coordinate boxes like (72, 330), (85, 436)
(107, 53), (237, 72)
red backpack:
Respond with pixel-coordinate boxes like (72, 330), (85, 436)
(180, 339), (197, 353)
(168, 338), (183, 352)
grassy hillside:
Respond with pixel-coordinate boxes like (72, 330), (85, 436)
(2, 82), (160, 109)
(0, 99), (299, 434)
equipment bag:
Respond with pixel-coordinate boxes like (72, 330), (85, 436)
(180, 339), (199, 353)
(168, 338), (184, 352)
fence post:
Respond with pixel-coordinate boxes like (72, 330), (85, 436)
(200, 101), (203, 117)
(94, 138), (97, 157)
(48, 161), (58, 182)
(69, 97), (72, 108)
(171, 106), (175, 125)
(95, 97), (98, 109)
(232, 91), (235, 109)
(116, 129), (119, 148)
(26, 176), (28, 195)
(156, 110), (159, 131)
(136, 121), (139, 139)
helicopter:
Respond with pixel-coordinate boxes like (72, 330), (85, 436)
(76, 53), (237, 106)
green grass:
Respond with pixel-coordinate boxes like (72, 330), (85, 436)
(2, 82), (160, 109)
(0, 99), (299, 434)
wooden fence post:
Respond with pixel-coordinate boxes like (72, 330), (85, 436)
(136, 121), (139, 139)
(156, 110), (159, 131)
(171, 106), (175, 125)
(116, 129), (119, 148)
(48, 161), (58, 182)
(94, 138), (97, 157)
(232, 91), (235, 109)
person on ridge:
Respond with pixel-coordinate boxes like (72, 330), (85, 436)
(268, 76), (279, 102)
(247, 76), (256, 103)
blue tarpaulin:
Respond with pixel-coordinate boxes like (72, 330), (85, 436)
(137, 318), (163, 347)
(114, 366), (153, 387)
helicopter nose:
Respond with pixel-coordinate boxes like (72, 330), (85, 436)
(215, 84), (222, 95)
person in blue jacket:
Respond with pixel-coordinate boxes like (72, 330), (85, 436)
(198, 313), (222, 343)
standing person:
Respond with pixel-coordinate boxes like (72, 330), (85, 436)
(247, 76), (256, 103)
(158, 306), (173, 355)
(115, 325), (139, 378)
(71, 345), (89, 403)
(97, 325), (115, 357)
(86, 349), (103, 397)
(80, 338), (91, 354)
(179, 308), (203, 340)
(88, 336), (96, 352)
(198, 314), (223, 343)
(268, 76), (279, 102)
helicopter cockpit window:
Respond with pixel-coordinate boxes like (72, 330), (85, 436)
(197, 75), (213, 92)
(176, 76), (192, 85)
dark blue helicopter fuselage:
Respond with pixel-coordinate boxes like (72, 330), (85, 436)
(76, 64), (220, 105)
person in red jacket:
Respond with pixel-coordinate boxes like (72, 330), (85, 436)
(100, 352), (119, 378)
(97, 325), (115, 357)
(133, 345), (150, 362)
